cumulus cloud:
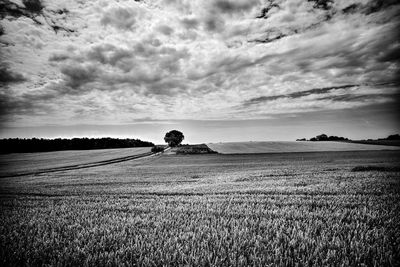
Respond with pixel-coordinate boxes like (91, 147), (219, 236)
(0, 66), (27, 84)
(0, 88), (57, 123)
(60, 63), (99, 89)
(180, 17), (199, 29)
(100, 6), (140, 30)
(156, 25), (174, 35)
(0, 0), (399, 126)
(213, 0), (260, 14)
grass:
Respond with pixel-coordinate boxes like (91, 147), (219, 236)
(207, 141), (400, 154)
(0, 150), (400, 266)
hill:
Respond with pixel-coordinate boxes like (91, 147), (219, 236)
(0, 147), (152, 177)
(207, 141), (400, 154)
(298, 133), (400, 146)
(165, 144), (217, 155)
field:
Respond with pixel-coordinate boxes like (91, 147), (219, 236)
(208, 141), (400, 154)
(1, 150), (400, 266)
(350, 140), (400, 147)
(0, 147), (152, 177)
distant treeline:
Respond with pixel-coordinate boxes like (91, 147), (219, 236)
(297, 134), (349, 142)
(0, 138), (154, 154)
(297, 133), (400, 143)
(379, 134), (400, 141)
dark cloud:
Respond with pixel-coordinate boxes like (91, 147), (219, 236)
(307, 0), (333, 11)
(101, 7), (139, 30)
(250, 28), (286, 44)
(0, 0), (74, 34)
(256, 1), (279, 19)
(48, 53), (70, 62)
(156, 25), (174, 35)
(0, 91), (55, 122)
(48, 40), (191, 98)
(203, 0), (260, 32)
(0, 0), (43, 25)
(22, 0), (43, 13)
(86, 44), (132, 67)
(2, 0), (399, 126)
(253, 0), (400, 44)
(253, 1), (334, 43)
(180, 17), (199, 29)
(317, 93), (400, 103)
(0, 66), (27, 84)
(60, 64), (99, 89)
(204, 16), (225, 32)
(243, 84), (359, 106)
(342, 0), (400, 15)
(258, 21), (400, 84)
(214, 0), (258, 14)
(376, 43), (400, 63)
(0, 95), (34, 119)
(146, 78), (187, 96)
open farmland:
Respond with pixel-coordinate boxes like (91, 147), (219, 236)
(208, 141), (400, 154)
(0, 147), (152, 177)
(1, 150), (400, 266)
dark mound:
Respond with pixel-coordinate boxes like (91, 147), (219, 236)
(176, 144), (218, 155)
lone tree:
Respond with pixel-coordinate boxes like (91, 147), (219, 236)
(164, 130), (184, 147)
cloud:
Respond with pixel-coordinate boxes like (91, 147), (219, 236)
(243, 84), (359, 106)
(241, 83), (399, 116)
(341, 0), (400, 15)
(317, 93), (399, 103)
(60, 63), (99, 89)
(0, 66), (27, 84)
(85, 44), (132, 67)
(0, 90), (55, 122)
(0, 0), (399, 127)
(100, 6), (141, 30)
(48, 52), (70, 62)
(156, 25), (174, 35)
(180, 17), (199, 29)
(213, 0), (260, 14)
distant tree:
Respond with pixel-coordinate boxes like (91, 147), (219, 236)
(316, 134), (328, 141)
(307, 134), (349, 142)
(164, 130), (184, 147)
(387, 134), (400, 140)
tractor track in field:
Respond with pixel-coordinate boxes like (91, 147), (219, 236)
(0, 149), (169, 178)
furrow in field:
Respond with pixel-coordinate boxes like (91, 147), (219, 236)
(0, 149), (158, 178)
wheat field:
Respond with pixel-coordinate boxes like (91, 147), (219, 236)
(1, 150), (399, 266)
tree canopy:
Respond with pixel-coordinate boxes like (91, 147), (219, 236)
(164, 130), (184, 147)
(0, 138), (154, 154)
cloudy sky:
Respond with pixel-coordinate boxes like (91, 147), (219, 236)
(1, 0), (399, 143)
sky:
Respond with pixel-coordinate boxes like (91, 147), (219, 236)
(0, 0), (399, 144)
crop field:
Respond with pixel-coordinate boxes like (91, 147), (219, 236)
(0, 150), (400, 266)
(0, 147), (152, 177)
(208, 141), (400, 154)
